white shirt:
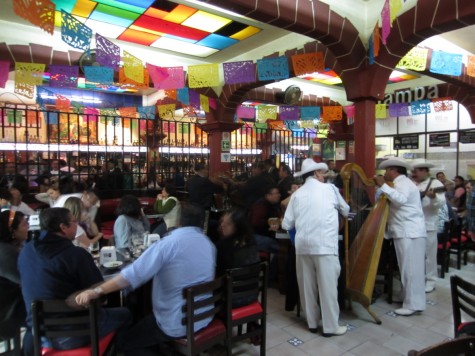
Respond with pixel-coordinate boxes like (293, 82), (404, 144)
(415, 177), (446, 231)
(282, 177), (349, 255)
(380, 175), (427, 239)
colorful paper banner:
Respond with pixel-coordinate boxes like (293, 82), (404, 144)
(257, 56), (289, 81)
(279, 106), (299, 121)
(291, 52), (324, 76)
(188, 63), (220, 88)
(410, 100), (431, 115)
(375, 103), (387, 119)
(0, 61), (9, 88)
(429, 51), (463, 76)
(61, 10), (92, 51)
(300, 106), (320, 120)
(236, 105), (255, 119)
(83, 66), (113, 85)
(123, 51), (144, 83)
(49, 65), (78, 88)
(397, 47), (428, 71)
(96, 34), (120, 71)
(223, 60), (255, 85)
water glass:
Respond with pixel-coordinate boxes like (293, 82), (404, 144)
(130, 233), (144, 257)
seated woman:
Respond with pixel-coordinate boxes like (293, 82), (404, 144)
(215, 208), (260, 307)
(64, 197), (102, 249)
(114, 195), (150, 249)
(0, 210), (28, 342)
(152, 183), (181, 236)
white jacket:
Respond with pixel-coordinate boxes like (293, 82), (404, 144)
(282, 177), (349, 255)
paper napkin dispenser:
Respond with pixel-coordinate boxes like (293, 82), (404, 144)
(100, 246), (117, 266)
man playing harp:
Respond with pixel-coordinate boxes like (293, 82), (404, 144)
(374, 158), (426, 316)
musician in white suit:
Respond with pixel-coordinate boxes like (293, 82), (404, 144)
(411, 160), (446, 293)
(374, 158), (427, 316)
(282, 159), (349, 336)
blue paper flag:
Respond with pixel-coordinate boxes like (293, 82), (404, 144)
(84, 66), (113, 85)
(410, 100), (431, 115)
(137, 106), (156, 119)
(177, 88), (190, 105)
(300, 106), (321, 120)
(429, 51), (463, 76)
(61, 10), (92, 51)
(284, 120), (300, 131)
(257, 56), (289, 81)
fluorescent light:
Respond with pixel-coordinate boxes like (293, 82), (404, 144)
(150, 37), (218, 57)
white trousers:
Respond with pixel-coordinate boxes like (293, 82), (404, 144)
(296, 254), (341, 333)
(425, 229), (438, 286)
(394, 237), (426, 311)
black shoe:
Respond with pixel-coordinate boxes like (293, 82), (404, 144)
(308, 328), (318, 333)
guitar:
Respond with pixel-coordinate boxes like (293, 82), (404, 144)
(420, 186), (447, 199)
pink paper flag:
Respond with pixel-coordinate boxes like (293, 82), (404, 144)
(381, 0), (391, 45)
(0, 61), (9, 88)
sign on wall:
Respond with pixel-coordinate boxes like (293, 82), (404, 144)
(394, 134), (419, 150)
(429, 133), (450, 147)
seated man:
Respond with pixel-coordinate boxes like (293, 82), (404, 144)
(9, 186), (35, 215)
(18, 208), (131, 355)
(250, 185), (282, 254)
(75, 203), (216, 355)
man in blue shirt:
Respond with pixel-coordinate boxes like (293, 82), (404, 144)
(75, 203), (216, 355)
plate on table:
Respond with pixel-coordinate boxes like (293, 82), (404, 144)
(103, 261), (123, 269)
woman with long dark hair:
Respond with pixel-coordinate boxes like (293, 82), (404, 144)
(114, 195), (150, 249)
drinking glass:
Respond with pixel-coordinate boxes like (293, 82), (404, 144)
(130, 233), (144, 257)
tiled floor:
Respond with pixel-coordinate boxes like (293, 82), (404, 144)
(221, 255), (475, 356)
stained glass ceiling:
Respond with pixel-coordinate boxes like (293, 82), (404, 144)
(51, 0), (261, 58)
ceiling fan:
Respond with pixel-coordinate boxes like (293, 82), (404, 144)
(78, 50), (100, 73)
(275, 85), (302, 105)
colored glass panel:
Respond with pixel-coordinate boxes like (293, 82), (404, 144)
(230, 26), (260, 40)
(95, 4), (141, 21)
(134, 15), (209, 41)
(89, 11), (134, 27)
(115, 0), (155, 8)
(151, 37), (218, 57)
(152, 1), (178, 12)
(51, 0), (75, 13)
(92, 0), (147, 13)
(144, 7), (168, 19)
(162, 34), (196, 43)
(71, 0), (96, 18)
(215, 21), (247, 37)
(163, 5), (196, 23)
(196, 34), (238, 50)
(130, 25), (164, 36)
(118, 28), (160, 46)
(181, 11), (231, 33)
(86, 19), (126, 38)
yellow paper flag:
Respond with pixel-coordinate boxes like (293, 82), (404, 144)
(188, 63), (220, 88)
(390, 0), (403, 24)
(123, 51), (144, 83)
(397, 47), (428, 71)
(256, 105), (277, 123)
(200, 94), (209, 112)
(158, 104), (176, 119)
(375, 104), (387, 119)
(15, 62), (45, 85)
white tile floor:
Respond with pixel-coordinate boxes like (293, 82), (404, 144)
(216, 254), (475, 356)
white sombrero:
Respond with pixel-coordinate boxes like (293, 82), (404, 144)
(378, 157), (411, 170)
(294, 158), (328, 177)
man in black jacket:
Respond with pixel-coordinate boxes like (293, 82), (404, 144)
(18, 208), (131, 355)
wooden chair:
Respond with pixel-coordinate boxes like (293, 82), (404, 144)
(173, 276), (229, 356)
(31, 299), (116, 356)
(407, 335), (475, 355)
(225, 262), (268, 356)
(437, 220), (453, 278)
(451, 275), (475, 338)
(449, 221), (468, 270)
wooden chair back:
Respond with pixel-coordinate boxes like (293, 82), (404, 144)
(174, 276), (228, 356)
(226, 261), (268, 355)
(31, 299), (101, 356)
(451, 275), (475, 338)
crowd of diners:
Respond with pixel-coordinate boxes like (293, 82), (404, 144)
(1, 156), (474, 355)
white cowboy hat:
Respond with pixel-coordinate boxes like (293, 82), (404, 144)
(294, 158), (328, 177)
(411, 159), (435, 169)
(378, 157), (411, 170)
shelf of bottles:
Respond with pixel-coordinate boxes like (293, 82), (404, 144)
(0, 103), (207, 192)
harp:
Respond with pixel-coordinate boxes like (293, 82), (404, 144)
(340, 163), (390, 324)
